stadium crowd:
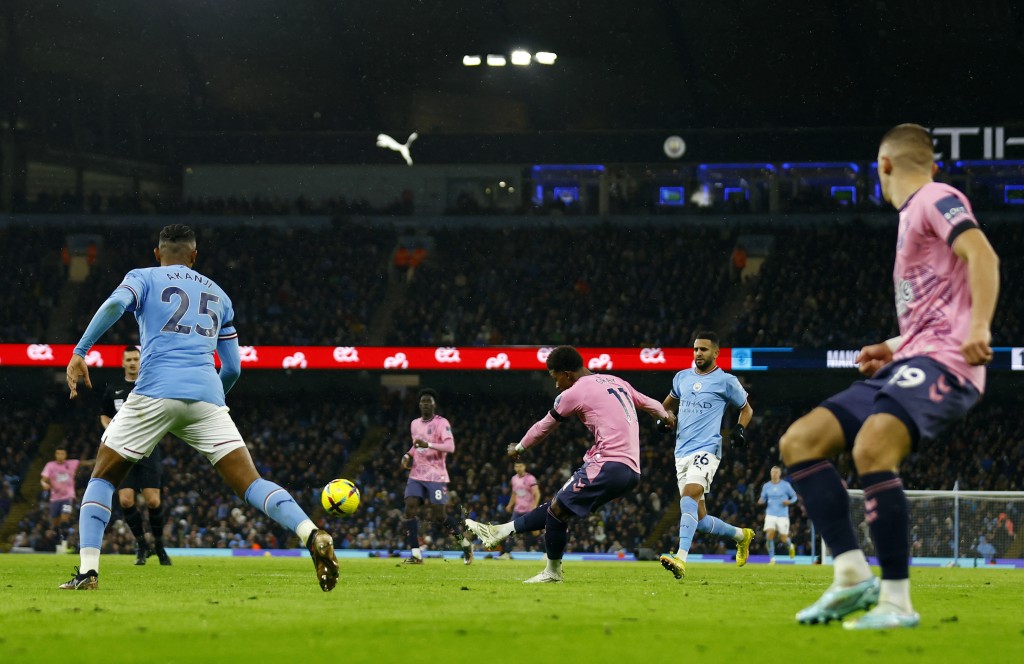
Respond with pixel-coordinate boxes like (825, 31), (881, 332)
(2, 209), (1021, 561)
(3, 383), (1020, 562)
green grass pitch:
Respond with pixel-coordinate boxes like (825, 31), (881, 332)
(2, 555), (1022, 663)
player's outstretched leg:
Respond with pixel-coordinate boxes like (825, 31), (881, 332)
(306, 529), (339, 592)
(464, 519), (513, 549)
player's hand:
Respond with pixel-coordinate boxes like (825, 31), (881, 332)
(66, 354), (92, 399)
(730, 423), (746, 448)
(961, 325), (993, 366)
(400, 454), (412, 470)
(413, 438), (430, 449)
(657, 412), (677, 431)
(856, 342), (893, 377)
(506, 443), (520, 459)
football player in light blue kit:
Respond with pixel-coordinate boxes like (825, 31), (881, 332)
(659, 331), (755, 579)
(759, 465), (798, 562)
(60, 224), (339, 592)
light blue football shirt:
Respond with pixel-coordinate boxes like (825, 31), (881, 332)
(760, 480), (797, 517)
(118, 265), (237, 406)
(670, 367), (747, 458)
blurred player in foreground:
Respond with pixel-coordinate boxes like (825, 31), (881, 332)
(61, 224), (338, 592)
(780, 124), (999, 629)
(465, 346), (673, 583)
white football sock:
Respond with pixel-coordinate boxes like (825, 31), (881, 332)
(80, 547), (101, 574)
(833, 549), (873, 586)
(880, 578), (913, 612)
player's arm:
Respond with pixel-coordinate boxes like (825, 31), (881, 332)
(758, 485), (766, 505)
(529, 483), (541, 510)
(856, 338), (898, 378)
(418, 422), (454, 453)
(737, 400), (753, 428)
(952, 227), (1000, 366)
(216, 336), (242, 394)
(630, 385), (675, 429)
(67, 288), (135, 398)
(39, 470), (51, 491)
(100, 415), (112, 429)
(509, 410), (563, 458)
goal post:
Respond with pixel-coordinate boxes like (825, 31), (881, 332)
(817, 485), (1024, 565)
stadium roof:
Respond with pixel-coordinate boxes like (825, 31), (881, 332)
(3, 1), (1022, 143)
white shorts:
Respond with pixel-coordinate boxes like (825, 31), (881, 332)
(763, 515), (790, 535)
(674, 451), (721, 495)
(102, 393), (247, 466)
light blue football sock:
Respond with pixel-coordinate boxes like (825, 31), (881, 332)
(697, 514), (742, 540)
(767, 538), (776, 557)
(79, 478), (115, 551)
(677, 496), (700, 555)
(244, 478), (310, 533)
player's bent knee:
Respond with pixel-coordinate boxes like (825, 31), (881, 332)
(780, 410), (843, 463)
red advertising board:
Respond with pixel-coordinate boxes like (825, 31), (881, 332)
(0, 344), (706, 371)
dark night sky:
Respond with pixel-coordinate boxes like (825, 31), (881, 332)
(3, 0), (1022, 141)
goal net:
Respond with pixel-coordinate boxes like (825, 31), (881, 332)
(825, 488), (1024, 563)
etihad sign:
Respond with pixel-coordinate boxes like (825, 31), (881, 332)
(932, 126), (1024, 160)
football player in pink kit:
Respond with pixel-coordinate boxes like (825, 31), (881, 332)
(40, 448), (94, 548)
(466, 346), (674, 583)
(780, 124), (999, 629)
(400, 388), (474, 564)
(498, 462), (541, 558)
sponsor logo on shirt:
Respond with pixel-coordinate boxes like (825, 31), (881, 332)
(934, 194), (971, 224)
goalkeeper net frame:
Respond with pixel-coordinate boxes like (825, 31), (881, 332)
(817, 486), (1024, 564)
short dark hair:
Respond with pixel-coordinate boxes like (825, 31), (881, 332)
(417, 388), (439, 403)
(693, 331), (720, 347)
(546, 346), (584, 372)
(123, 345), (140, 356)
(159, 224), (197, 252)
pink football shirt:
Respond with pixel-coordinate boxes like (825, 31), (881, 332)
(510, 472), (539, 514)
(41, 459), (80, 502)
(407, 415), (455, 483)
(892, 181), (985, 392)
(519, 373), (670, 473)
